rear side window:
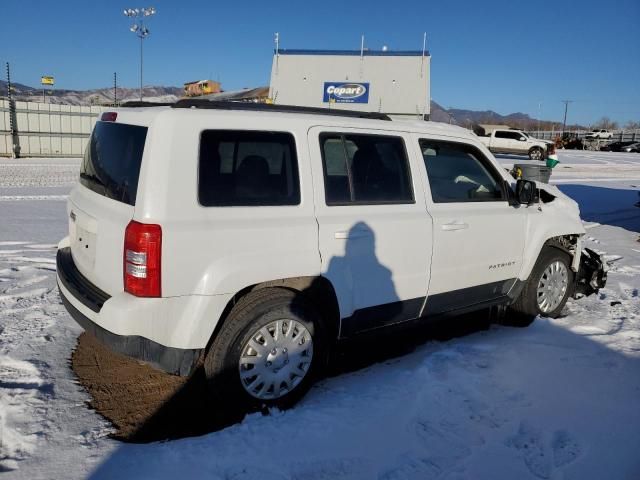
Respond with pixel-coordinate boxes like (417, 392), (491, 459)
(198, 130), (300, 206)
(320, 133), (414, 205)
(494, 131), (521, 140)
(420, 139), (505, 203)
(80, 122), (148, 206)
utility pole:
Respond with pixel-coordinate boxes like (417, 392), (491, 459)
(537, 102), (541, 137)
(561, 100), (572, 136)
(113, 72), (118, 106)
(6, 62), (20, 159)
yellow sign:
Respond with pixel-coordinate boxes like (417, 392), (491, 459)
(41, 76), (55, 86)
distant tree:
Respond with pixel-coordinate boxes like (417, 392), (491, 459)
(624, 120), (640, 130)
(593, 116), (618, 130)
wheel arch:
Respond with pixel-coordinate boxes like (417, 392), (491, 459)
(203, 276), (341, 355)
(520, 234), (581, 282)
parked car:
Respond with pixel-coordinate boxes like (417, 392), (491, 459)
(56, 101), (606, 410)
(621, 142), (640, 153)
(585, 129), (613, 139)
(600, 141), (635, 152)
(474, 126), (552, 160)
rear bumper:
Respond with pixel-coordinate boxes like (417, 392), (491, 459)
(57, 246), (203, 376)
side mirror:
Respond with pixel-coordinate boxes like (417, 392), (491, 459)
(516, 179), (537, 205)
(519, 136), (527, 141)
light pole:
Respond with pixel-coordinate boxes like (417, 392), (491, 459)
(124, 7), (156, 101)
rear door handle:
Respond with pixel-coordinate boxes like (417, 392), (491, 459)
(441, 221), (469, 231)
(334, 229), (371, 239)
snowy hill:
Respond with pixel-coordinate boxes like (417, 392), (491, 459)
(0, 80), (182, 105)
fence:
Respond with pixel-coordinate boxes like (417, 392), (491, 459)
(526, 129), (640, 142)
(0, 99), (107, 157)
(3, 98), (637, 157)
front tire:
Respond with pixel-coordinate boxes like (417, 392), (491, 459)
(529, 147), (544, 161)
(505, 247), (574, 326)
(203, 287), (325, 411)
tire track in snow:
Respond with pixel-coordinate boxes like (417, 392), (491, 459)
(0, 195), (68, 202)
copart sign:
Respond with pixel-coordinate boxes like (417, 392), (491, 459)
(323, 82), (370, 103)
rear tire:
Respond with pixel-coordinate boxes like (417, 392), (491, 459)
(505, 247), (574, 326)
(203, 287), (325, 411)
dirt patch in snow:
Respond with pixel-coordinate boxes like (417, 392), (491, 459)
(71, 333), (240, 442)
(71, 314), (493, 443)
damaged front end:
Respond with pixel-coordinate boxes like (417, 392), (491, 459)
(573, 247), (607, 298)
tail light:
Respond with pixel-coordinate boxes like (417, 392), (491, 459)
(101, 112), (118, 122)
(124, 221), (161, 297)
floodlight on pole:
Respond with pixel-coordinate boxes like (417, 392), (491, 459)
(124, 6), (155, 101)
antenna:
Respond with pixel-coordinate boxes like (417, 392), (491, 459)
(360, 34), (365, 79)
(420, 32), (427, 77)
(420, 32), (428, 118)
(274, 32), (280, 75)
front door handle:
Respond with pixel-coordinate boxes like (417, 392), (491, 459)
(441, 221), (469, 231)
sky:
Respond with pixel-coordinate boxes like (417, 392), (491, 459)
(1, 0), (638, 125)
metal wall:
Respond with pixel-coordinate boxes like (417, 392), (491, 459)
(526, 130), (640, 142)
(0, 99), (107, 157)
(269, 50), (431, 118)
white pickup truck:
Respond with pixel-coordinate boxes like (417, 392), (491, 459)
(585, 129), (613, 140)
(475, 127), (552, 161)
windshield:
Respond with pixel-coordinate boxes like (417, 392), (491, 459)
(80, 122), (148, 206)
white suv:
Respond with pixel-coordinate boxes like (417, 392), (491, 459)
(57, 101), (606, 409)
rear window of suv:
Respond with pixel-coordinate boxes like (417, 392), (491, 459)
(198, 130), (300, 206)
(80, 122), (148, 206)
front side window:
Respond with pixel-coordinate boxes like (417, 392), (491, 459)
(420, 139), (505, 203)
(198, 130), (300, 206)
(320, 133), (414, 205)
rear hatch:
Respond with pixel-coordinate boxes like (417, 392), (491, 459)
(68, 119), (148, 295)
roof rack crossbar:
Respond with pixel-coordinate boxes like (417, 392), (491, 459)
(171, 99), (391, 121)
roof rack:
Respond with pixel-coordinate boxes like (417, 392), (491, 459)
(119, 101), (174, 107)
(171, 99), (391, 121)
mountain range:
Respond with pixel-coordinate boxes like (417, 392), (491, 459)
(0, 80), (182, 106)
(0, 80), (559, 129)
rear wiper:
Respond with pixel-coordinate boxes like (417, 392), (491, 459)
(81, 172), (129, 202)
(80, 172), (106, 188)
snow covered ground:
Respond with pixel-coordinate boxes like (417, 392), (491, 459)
(0, 151), (639, 479)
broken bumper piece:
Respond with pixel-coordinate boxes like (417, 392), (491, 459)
(573, 247), (607, 298)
